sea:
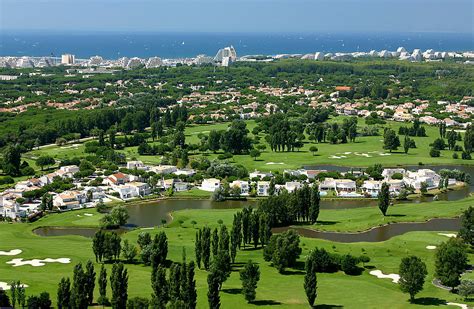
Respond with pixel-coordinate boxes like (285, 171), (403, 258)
(0, 31), (473, 59)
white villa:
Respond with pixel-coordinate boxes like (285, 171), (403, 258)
(151, 165), (178, 175)
(257, 181), (270, 196)
(201, 178), (221, 192)
(230, 180), (250, 196)
(126, 160), (147, 170)
(403, 169), (441, 190)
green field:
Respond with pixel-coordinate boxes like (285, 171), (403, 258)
(25, 117), (469, 173)
(0, 197), (473, 308)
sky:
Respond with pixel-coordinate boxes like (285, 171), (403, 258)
(0, 0), (473, 34)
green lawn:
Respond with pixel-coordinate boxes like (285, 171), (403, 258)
(24, 117), (470, 173)
(0, 202), (473, 308)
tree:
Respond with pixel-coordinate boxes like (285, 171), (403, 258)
(207, 267), (221, 309)
(429, 148), (441, 157)
(249, 149), (261, 161)
(263, 230), (302, 273)
(85, 260), (96, 305)
(208, 130), (222, 153)
(464, 125), (474, 154)
(341, 254), (359, 275)
(201, 227), (211, 270)
(403, 135), (412, 154)
(36, 155), (55, 171)
(110, 206), (129, 226)
(309, 146), (318, 156)
(383, 128), (400, 152)
(9, 281), (19, 308)
(195, 230), (202, 268)
(304, 253), (318, 307)
(122, 239), (137, 263)
(378, 182), (390, 216)
(150, 232), (168, 269)
(184, 261), (197, 309)
(0, 290), (11, 308)
(57, 277), (71, 309)
(27, 292), (51, 309)
(420, 182), (428, 195)
(458, 280), (474, 300)
(70, 263), (88, 309)
(151, 265), (169, 309)
(2, 144), (22, 176)
(240, 260), (260, 303)
(220, 120), (252, 154)
(127, 297), (149, 309)
(98, 265), (109, 306)
(399, 256), (427, 302)
(309, 184), (320, 224)
(111, 263), (128, 309)
(137, 232), (152, 250)
(211, 228), (219, 257)
(435, 238), (468, 288)
(459, 206), (474, 246)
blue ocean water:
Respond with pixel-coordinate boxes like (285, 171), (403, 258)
(0, 31), (472, 59)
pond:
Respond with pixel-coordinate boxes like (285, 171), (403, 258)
(272, 218), (461, 243)
(34, 226), (100, 237)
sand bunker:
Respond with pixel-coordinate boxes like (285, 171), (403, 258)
(438, 233), (457, 238)
(329, 155), (342, 159)
(379, 153), (391, 156)
(0, 249), (22, 256)
(447, 303), (468, 309)
(0, 282), (28, 290)
(266, 162), (284, 165)
(84, 213), (93, 217)
(369, 270), (400, 283)
(426, 246), (437, 250)
(7, 258), (71, 267)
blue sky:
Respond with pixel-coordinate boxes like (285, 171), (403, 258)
(1, 0), (473, 33)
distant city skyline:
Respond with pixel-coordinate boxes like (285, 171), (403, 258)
(1, 0), (473, 34)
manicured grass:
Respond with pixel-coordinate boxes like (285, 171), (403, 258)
(311, 195), (474, 232)
(0, 202), (473, 308)
(173, 188), (212, 198)
(24, 117), (470, 173)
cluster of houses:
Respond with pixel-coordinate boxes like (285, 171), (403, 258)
(1, 157), (454, 220)
(201, 167), (448, 199)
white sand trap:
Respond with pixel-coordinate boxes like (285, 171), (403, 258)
(0, 249), (22, 256)
(84, 213), (93, 217)
(329, 155), (342, 159)
(369, 270), (400, 283)
(76, 215), (82, 217)
(379, 153), (391, 156)
(266, 162), (284, 165)
(0, 282), (28, 290)
(340, 155), (347, 158)
(438, 233), (457, 238)
(360, 153), (372, 157)
(426, 245), (437, 250)
(447, 303), (468, 309)
(343, 152), (352, 154)
(7, 258), (71, 267)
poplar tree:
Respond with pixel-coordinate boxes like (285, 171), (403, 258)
(98, 265), (109, 306)
(57, 278), (71, 309)
(110, 263), (128, 309)
(378, 182), (390, 216)
(85, 261), (96, 305)
(151, 265), (169, 309)
(240, 261), (260, 303)
(309, 184), (321, 224)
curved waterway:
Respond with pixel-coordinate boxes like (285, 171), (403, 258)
(33, 164), (471, 240)
(272, 218), (461, 243)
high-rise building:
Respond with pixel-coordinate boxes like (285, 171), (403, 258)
(214, 46), (237, 65)
(61, 54), (75, 65)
